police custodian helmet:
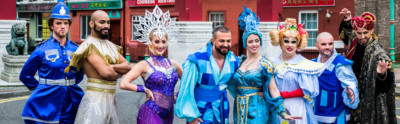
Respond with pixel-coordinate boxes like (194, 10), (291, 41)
(50, 0), (70, 20)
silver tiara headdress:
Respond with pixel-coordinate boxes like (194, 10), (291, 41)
(133, 5), (178, 45)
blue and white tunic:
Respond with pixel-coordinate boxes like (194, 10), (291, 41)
(175, 42), (239, 124)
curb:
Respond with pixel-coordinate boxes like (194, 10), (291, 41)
(0, 90), (31, 99)
(396, 92), (400, 97)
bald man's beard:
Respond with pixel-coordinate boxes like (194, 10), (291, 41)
(93, 22), (110, 40)
(319, 48), (333, 57)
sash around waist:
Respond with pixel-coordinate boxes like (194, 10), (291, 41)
(237, 86), (262, 96)
(86, 78), (117, 93)
(194, 87), (226, 102)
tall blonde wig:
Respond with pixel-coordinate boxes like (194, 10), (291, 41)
(269, 18), (309, 50)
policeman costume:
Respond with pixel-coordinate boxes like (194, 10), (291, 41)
(20, 1), (84, 123)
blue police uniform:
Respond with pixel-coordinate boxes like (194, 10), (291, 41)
(20, 2), (84, 124)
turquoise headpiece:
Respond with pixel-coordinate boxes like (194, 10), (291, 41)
(50, 1), (70, 20)
(238, 6), (262, 49)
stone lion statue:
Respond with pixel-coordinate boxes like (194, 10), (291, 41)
(6, 23), (28, 55)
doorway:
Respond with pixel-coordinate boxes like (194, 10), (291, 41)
(109, 20), (121, 46)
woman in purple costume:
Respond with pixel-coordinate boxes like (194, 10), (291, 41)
(119, 31), (182, 123)
(119, 5), (182, 124)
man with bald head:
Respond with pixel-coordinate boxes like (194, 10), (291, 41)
(312, 32), (359, 124)
(65, 10), (131, 123)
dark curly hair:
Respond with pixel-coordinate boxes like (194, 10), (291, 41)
(47, 18), (72, 32)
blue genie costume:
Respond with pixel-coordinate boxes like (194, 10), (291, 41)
(174, 41), (240, 123)
(226, 6), (287, 124)
(19, 1), (84, 124)
(312, 49), (359, 124)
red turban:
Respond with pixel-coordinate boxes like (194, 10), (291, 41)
(351, 12), (376, 30)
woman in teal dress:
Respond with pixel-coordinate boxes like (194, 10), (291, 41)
(228, 6), (296, 124)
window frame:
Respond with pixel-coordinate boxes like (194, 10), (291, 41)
(298, 10), (318, 48)
(36, 13), (43, 40)
(131, 15), (144, 41)
(80, 15), (91, 40)
(208, 12), (225, 29)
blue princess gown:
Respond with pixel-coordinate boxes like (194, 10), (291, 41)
(228, 56), (284, 124)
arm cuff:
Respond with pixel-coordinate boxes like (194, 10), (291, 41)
(376, 70), (387, 81)
(137, 85), (146, 92)
(277, 104), (288, 118)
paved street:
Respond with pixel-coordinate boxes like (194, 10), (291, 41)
(0, 76), (399, 124)
(0, 76), (188, 124)
(0, 89), (186, 124)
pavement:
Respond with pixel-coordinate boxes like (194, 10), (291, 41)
(1, 66), (400, 99)
(0, 79), (30, 99)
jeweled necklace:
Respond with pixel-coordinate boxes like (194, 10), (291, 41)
(244, 54), (260, 70)
(151, 54), (168, 67)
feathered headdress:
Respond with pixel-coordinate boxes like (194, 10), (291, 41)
(133, 5), (178, 45)
(238, 6), (262, 49)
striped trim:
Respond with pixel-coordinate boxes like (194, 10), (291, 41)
(315, 110), (350, 123)
(86, 86), (116, 93)
(236, 95), (249, 124)
(237, 87), (261, 90)
(22, 116), (59, 124)
(51, 13), (70, 16)
(87, 78), (117, 85)
(237, 92), (260, 97)
(38, 78), (76, 86)
(334, 92), (337, 108)
(315, 115), (337, 123)
(87, 83), (116, 90)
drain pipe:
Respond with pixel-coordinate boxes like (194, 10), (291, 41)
(390, 0), (396, 83)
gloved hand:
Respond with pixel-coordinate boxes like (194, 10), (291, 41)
(280, 88), (304, 98)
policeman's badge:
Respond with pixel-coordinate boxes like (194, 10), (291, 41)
(45, 49), (60, 62)
(60, 7), (66, 15)
(67, 50), (73, 61)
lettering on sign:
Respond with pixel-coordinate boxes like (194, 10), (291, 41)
(137, 0), (156, 4)
(18, 4), (56, 12)
(68, 1), (121, 10)
(129, 0), (175, 6)
(283, 0), (334, 7)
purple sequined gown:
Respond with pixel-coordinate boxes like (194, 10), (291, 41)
(137, 56), (178, 124)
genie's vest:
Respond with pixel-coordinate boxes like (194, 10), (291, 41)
(312, 55), (352, 123)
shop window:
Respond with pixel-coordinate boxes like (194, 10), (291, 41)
(37, 14), (42, 39)
(81, 15), (91, 40)
(209, 12), (224, 29)
(37, 13), (51, 40)
(132, 15), (144, 40)
(299, 10), (318, 48)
